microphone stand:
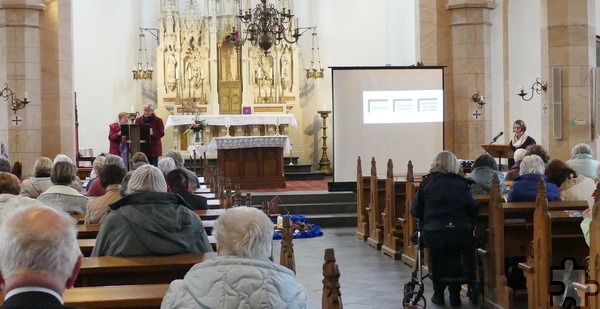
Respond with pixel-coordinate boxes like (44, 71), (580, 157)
(484, 136), (499, 155)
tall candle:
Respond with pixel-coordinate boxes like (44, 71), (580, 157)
(23, 91), (28, 99)
(130, 105), (134, 113)
(225, 117), (231, 127)
(322, 104), (327, 111)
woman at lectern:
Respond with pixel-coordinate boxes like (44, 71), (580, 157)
(508, 119), (536, 166)
(108, 112), (130, 156)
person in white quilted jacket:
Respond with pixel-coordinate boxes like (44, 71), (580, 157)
(161, 206), (309, 309)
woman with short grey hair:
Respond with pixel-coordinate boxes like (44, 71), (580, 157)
(507, 155), (559, 202)
(37, 161), (89, 215)
(566, 143), (600, 180)
(429, 150), (461, 174)
(161, 206), (309, 309)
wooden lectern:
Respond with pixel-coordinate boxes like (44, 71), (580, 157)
(481, 144), (513, 171)
(122, 124), (150, 155)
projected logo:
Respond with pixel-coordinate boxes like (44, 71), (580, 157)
(362, 90), (443, 124)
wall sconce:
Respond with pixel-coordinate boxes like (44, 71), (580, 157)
(472, 91), (485, 109)
(517, 77), (547, 101)
(1, 83), (29, 113)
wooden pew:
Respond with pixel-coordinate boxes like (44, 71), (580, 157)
(0, 284), (169, 309)
(78, 236), (218, 257)
(356, 156), (370, 241)
(483, 176), (588, 308)
(518, 180), (588, 308)
(400, 161), (419, 266)
(366, 157), (386, 249)
(194, 208), (225, 220)
(77, 220), (215, 239)
(322, 248), (343, 309)
(381, 159), (407, 259)
(280, 216), (296, 273)
(75, 252), (217, 287)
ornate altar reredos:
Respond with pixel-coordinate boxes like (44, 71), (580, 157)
(156, 0), (302, 152)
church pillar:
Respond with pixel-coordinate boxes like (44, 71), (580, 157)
(39, 0), (75, 161)
(0, 0), (45, 173)
(540, 0), (595, 159)
(446, 0), (496, 160)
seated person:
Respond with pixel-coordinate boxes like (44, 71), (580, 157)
(545, 159), (596, 202)
(166, 150), (200, 189)
(506, 149), (527, 181)
(158, 157), (176, 176)
(20, 156), (53, 198)
(507, 155), (559, 202)
(130, 151), (149, 170)
(0, 172), (21, 209)
(84, 164), (126, 224)
(410, 151), (478, 307)
(91, 164), (212, 257)
(468, 153), (507, 195)
(37, 161), (89, 215)
(85, 155), (106, 193)
(0, 205), (83, 308)
(53, 154), (84, 193)
(161, 206), (309, 309)
(525, 144), (551, 165)
(87, 154), (126, 197)
(0, 157), (10, 172)
(566, 143), (600, 180)
(166, 169), (208, 210)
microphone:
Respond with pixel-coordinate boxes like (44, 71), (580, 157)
(492, 131), (504, 142)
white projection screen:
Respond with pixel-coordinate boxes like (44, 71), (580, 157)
(332, 66), (445, 182)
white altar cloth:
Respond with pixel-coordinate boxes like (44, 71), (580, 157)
(207, 136), (291, 153)
(186, 145), (209, 157)
(165, 114), (298, 129)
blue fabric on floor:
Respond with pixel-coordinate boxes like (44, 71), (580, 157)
(272, 214), (323, 239)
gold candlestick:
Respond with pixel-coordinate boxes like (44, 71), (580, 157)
(318, 110), (332, 175)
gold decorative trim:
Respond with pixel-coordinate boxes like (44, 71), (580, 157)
(254, 107), (284, 113)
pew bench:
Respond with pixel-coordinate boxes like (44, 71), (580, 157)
(78, 236), (217, 257)
(76, 252), (217, 287)
(77, 220), (215, 239)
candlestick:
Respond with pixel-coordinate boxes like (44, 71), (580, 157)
(24, 91), (28, 100)
(317, 110), (332, 175)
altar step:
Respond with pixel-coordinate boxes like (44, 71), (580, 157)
(248, 191), (357, 228)
(184, 157), (326, 181)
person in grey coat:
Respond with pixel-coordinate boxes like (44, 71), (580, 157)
(468, 154), (507, 195)
(91, 164), (212, 257)
(37, 162), (88, 215)
(165, 150), (200, 189)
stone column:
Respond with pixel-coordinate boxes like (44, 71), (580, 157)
(0, 0), (45, 174)
(39, 0), (75, 161)
(540, 0), (595, 159)
(446, 0), (496, 160)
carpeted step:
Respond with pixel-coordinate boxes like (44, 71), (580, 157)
(284, 172), (326, 181)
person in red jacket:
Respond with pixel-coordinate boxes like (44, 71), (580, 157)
(108, 112), (130, 156)
(135, 103), (165, 166)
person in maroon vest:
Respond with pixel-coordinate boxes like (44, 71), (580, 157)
(135, 103), (165, 166)
(108, 112), (130, 156)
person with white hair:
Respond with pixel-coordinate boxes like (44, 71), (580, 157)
(158, 157), (176, 176)
(161, 206), (309, 309)
(20, 156), (54, 198)
(507, 154), (559, 202)
(135, 103), (164, 166)
(410, 151), (479, 307)
(37, 161), (89, 215)
(566, 143), (600, 180)
(91, 164), (212, 256)
(165, 149), (200, 189)
(506, 148), (527, 181)
(0, 206), (83, 308)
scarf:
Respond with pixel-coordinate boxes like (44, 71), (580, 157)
(142, 114), (155, 124)
(511, 132), (529, 148)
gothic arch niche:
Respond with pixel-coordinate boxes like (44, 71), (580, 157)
(217, 39), (242, 114)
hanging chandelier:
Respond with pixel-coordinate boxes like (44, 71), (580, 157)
(227, 0), (303, 54)
(132, 30), (153, 80)
(306, 27), (324, 79)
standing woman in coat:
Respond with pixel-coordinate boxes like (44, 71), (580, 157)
(410, 151), (479, 307)
(135, 103), (165, 166)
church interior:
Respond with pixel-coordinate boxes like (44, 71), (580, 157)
(2, 0), (600, 308)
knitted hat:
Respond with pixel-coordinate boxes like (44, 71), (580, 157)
(126, 164), (167, 194)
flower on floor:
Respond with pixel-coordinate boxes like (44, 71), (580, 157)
(272, 215), (323, 239)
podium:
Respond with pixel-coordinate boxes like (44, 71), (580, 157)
(481, 144), (513, 171)
(122, 124), (150, 155)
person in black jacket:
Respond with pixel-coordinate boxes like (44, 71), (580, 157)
(411, 151), (479, 307)
(166, 168), (208, 210)
(508, 119), (536, 166)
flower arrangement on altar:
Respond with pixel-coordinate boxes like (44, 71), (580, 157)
(184, 119), (207, 135)
(272, 215), (323, 239)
